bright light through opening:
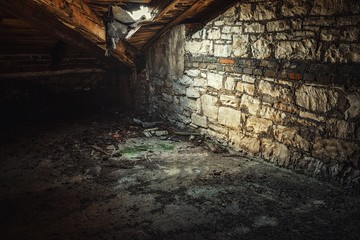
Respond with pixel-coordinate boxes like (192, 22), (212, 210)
(130, 6), (152, 21)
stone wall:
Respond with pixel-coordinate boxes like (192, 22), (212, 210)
(147, 0), (360, 184)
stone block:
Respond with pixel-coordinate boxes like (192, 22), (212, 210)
(262, 139), (291, 165)
(173, 82), (186, 95)
(232, 35), (249, 57)
(207, 72), (224, 89)
(186, 87), (200, 98)
(240, 95), (261, 115)
(229, 130), (261, 155)
(295, 85), (338, 113)
(281, 0), (309, 17)
(320, 29), (340, 41)
(242, 75), (256, 83)
(326, 119), (355, 139)
(244, 23), (265, 33)
(239, 4), (252, 20)
(324, 44), (360, 63)
(179, 75), (193, 86)
(236, 82), (255, 96)
(185, 40), (213, 55)
(201, 94), (219, 120)
(218, 107), (241, 129)
(258, 80), (292, 102)
(345, 92), (360, 119)
(254, 3), (276, 20)
(220, 95), (239, 107)
(313, 138), (359, 164)
(193, 78), (207, 87)
(214, 44), (232, 57)
(180, 97), (199, 112)
(267, 20), (291, 32)
(191, 113), (207, 128)
(225, 76), (236, 90)
(311, 0), (344, 16)
(186, 69), (201, 78)
(247, 116), (273, 134)
(207, 28), (221, 40)
(251, 36), (272, 59)
(275, 40), (320, 60)
(274, 126), (310, 151)
(299, 111), (325, 122)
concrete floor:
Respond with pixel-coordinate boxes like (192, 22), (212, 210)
(1, 111), (360, 240)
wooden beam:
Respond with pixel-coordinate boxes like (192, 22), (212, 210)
(0, 68), (104, 78)
(143, 0), (212, 50)
(152, 0), (182, 20)
(0, 0), (135, 67)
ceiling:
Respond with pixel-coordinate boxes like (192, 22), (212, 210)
(0, 0), (238, 75)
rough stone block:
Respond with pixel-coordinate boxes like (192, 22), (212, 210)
(244, 23), (265, 33)
(299, 111), (325, 122)
(311, 0), (344, 16)
(267, 20), (291, 32)
(326, 119), (355, 139)
(275, 40), (320, 60)
(207, 72), (223, 89)
(313, 138), (359, 164)
(254, 3), (276, 20)
(295, 85), (338, 113)
(232, 35), (249, 57)
(201, 94), (219, 120)
(242, 75), (256, 83)
(191, 113), (207, 128)
(173, 82), (186, 95)
(240, 95), (261, 115)
(186, 87), (200, 98)
(247, 116), (273, 134)
(281, 0), (309, 17)
(207, 28), (221, 40)
(218, 107), (241, 129)
(225, 76), (236, 90)
(236, 82), (255, 96)
(214, 44), (232, 57)
(179, 75), (193, 86)
(262, 139), (291, 164)
(345, 92), (360, 119)
(239, 4), (252, 20)
(320, 29), (340, 41)
(258, 80), (292, 102)
(251, 36), (272, 59)
(186, 69), (201, 77)
(193, 78), (207, 87)
(324, 44), (360, 63)
(229, 130), (261, 155)
(274, 126), (310, 151)
(185, 40), (213, 55)
(220, 95), (239, 107)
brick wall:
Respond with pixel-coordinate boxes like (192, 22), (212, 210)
(147, 0), (360, 184)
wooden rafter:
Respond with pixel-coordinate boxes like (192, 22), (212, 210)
(142, 0), (212, 50)
(0, 0), (135, 67)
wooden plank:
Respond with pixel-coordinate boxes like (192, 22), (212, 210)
(142, 0), (211, 50)
(0, 68), (104, 78)
(0, 0), (135, 67)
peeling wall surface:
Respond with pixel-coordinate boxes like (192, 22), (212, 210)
(147, 0), (360, 184)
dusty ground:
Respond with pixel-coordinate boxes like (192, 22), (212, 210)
(0, 107), (360, 240)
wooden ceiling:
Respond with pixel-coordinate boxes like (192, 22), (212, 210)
(0, 0), (238, 74)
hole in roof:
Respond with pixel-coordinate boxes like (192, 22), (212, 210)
(129, 6), (152, 21)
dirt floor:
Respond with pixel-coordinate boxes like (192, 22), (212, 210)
(1, 105), (360, 240)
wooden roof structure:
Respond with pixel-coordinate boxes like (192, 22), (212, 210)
(0, 0), (238, 76)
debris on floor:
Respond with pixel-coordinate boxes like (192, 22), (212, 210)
(0, 111), (360, 240)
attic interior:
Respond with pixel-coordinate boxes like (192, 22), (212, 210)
(0, 0), (360, 239)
